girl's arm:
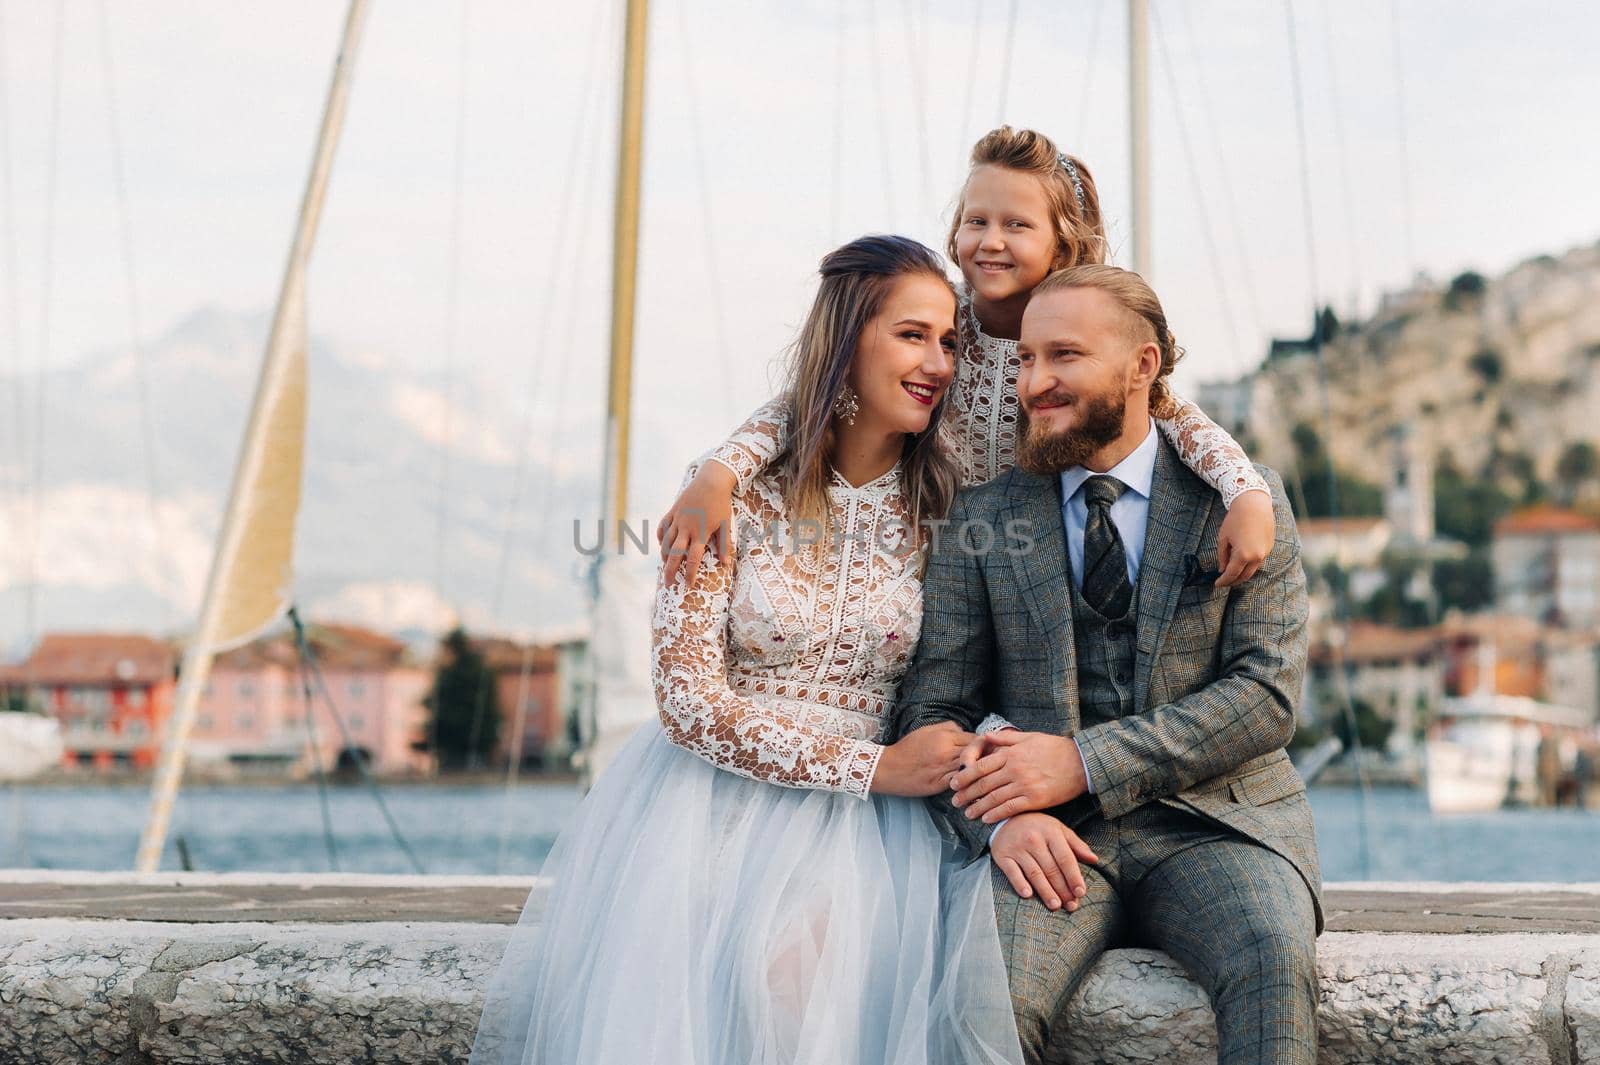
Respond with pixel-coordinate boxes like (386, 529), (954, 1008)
(1155, 394), (1276, 587)
(652, 464), (883, 797)
(657, 399), (790, 586)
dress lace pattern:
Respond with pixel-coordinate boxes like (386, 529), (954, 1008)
(705, 289), (1269, 504)
(652, 460), (924, 799)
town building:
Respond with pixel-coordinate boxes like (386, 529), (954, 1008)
(0, 634), (176, 772)
(1492, 505), (1600, 627)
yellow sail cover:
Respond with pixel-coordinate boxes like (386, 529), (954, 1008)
(210, 278), (307, 651)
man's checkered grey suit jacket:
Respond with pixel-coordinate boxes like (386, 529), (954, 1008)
(893, 435), (1323, 929)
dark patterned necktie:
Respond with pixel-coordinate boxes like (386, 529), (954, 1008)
(1081, 475), (1133, 619)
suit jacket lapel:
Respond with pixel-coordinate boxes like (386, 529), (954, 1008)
(1133, 438), (1215, 711)
(1003, 471), (1079, 724)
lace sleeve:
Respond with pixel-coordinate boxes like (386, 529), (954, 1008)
(702, 398), (791, 494)
(1155, 392), (1270, 507)
(650, 484), (885, 798)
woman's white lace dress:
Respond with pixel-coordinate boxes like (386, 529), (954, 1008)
(469, 459), (1023, 1065)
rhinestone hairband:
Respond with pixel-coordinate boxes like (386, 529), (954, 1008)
(1058, 152), (1087, 212)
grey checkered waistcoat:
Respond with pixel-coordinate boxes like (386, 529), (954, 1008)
(893, 437), (1323, 930)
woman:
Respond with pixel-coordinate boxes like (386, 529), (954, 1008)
(469, 235), (1030, 1065)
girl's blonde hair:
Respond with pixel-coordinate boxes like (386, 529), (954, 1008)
(946, 126), (1108, 272)
(774, 235), (960, 559)
(1033, 264), (1185, 419)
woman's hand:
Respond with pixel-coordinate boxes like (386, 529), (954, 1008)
(657, 463), (738, 586)
(1215, 488), (1275, 587)
(871, 722), (977, 797)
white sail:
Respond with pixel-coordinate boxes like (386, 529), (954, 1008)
(0, 713), (63, 782)
(578, 552), (658, 786)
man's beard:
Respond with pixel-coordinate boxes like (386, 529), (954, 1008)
(1014, 387), (1128, 475)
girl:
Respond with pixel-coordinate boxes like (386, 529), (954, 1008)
(659, 127), (1275, 586)
(469, 236), (1031, 1065)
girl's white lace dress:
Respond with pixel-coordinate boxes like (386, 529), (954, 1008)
(469, 459), (1024, 1065)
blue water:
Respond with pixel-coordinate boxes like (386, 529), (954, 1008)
(5, 783), (1598, 882)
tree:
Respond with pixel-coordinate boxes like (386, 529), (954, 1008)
(1434, 462), (1514, 547)
(426, 627), (501, 770)
(1444, 270), (1487, 311)
(1433, 550), (1496, 613)
(1333, 697), (1396, 753)
(1556, 441), (1599, 504)
(1286, 422), (1385, 520)
(1469, 348), (1503, 384)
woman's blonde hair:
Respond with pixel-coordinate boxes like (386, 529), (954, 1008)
(1033, 264), (1185, 418)
(774, 235), (960, 559)
(946, 126), (1108, 272)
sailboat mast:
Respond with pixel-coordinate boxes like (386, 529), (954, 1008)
(1128, 0), (1151, 277)
(601, 0), (650, 548)
(134, 0), (371, 872)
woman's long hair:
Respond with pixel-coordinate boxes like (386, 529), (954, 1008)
(773, 235), (960, 562)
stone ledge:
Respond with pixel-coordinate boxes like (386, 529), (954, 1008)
(1, 876), (1598, 1063)
(4, 922), (1597, 1064)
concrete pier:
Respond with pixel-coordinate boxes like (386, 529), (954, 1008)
(1, 871), (1598, 1063)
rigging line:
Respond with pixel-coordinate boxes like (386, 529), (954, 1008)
(899, 0), (932, 209)
(95, 0), (178, 626)
(433, 0), (471, 626)
(1149, 4), (1243, 361)
(829, 0), (845, 239)
(863, 1), (895, 224)
(0, 3), (26, 522)
(25, 0), (67, 646)
(995, 0), (1021, 124)
(291, 606), (426, 874)
(1071, 0), (1108, 149)
(493, 641), (537, 873)
(1317, 0), (1362, 307)
(1172, 0), (1265, 339)
(465, 0), (608, 769)
(1283, 0), (1373, 880)
(958, 0), (983, 138)
(295, 624), (340, 871)
(672, 0), (735, 423)
(1385, 0), (1416, 275)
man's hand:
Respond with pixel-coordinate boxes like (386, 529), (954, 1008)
(990, 813), (1099, 911)
(950, 729), (1087, 823)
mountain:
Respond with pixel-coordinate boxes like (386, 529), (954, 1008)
(0, 306), (679, 653)
(1203, 239), (1600, 504)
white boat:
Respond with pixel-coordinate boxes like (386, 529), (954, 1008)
(0, 712), (64, 782)
(1425, 694), (1590, 813)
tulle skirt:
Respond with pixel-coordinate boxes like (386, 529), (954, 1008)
(469, 721), (1024, 1065)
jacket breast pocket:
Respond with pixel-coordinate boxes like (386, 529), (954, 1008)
(1228, 763), (1308, 806)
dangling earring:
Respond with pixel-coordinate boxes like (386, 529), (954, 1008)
(833, 384), (860, 427)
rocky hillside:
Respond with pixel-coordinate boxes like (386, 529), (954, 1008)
(1212, 239), (1600, 505)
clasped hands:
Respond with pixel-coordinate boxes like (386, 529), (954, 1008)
(936, 722), (1101, 914)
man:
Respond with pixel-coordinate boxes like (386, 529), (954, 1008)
(894, 265), (1321, 1064)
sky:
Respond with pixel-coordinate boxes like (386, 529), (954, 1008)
(2, 0), (1598, 526)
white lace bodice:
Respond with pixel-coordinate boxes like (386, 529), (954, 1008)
(651, 459), (924, 799)
(706, 290), (1270, 504)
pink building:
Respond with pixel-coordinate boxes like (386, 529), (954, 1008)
(188, 623), (433, 778)
(471, 637), (569, 768)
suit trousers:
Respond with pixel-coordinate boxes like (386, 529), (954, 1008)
(992, 800), (1318, 1065)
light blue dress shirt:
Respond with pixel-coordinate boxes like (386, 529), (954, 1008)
(1058, 419), (1158, 592)
(987, 420), (1158, 846)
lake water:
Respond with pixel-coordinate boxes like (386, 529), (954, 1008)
(5, 783), (1599, 882)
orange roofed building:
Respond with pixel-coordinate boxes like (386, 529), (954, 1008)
(1493, 505), (1600, 627)
(0, 634), (177, 772)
